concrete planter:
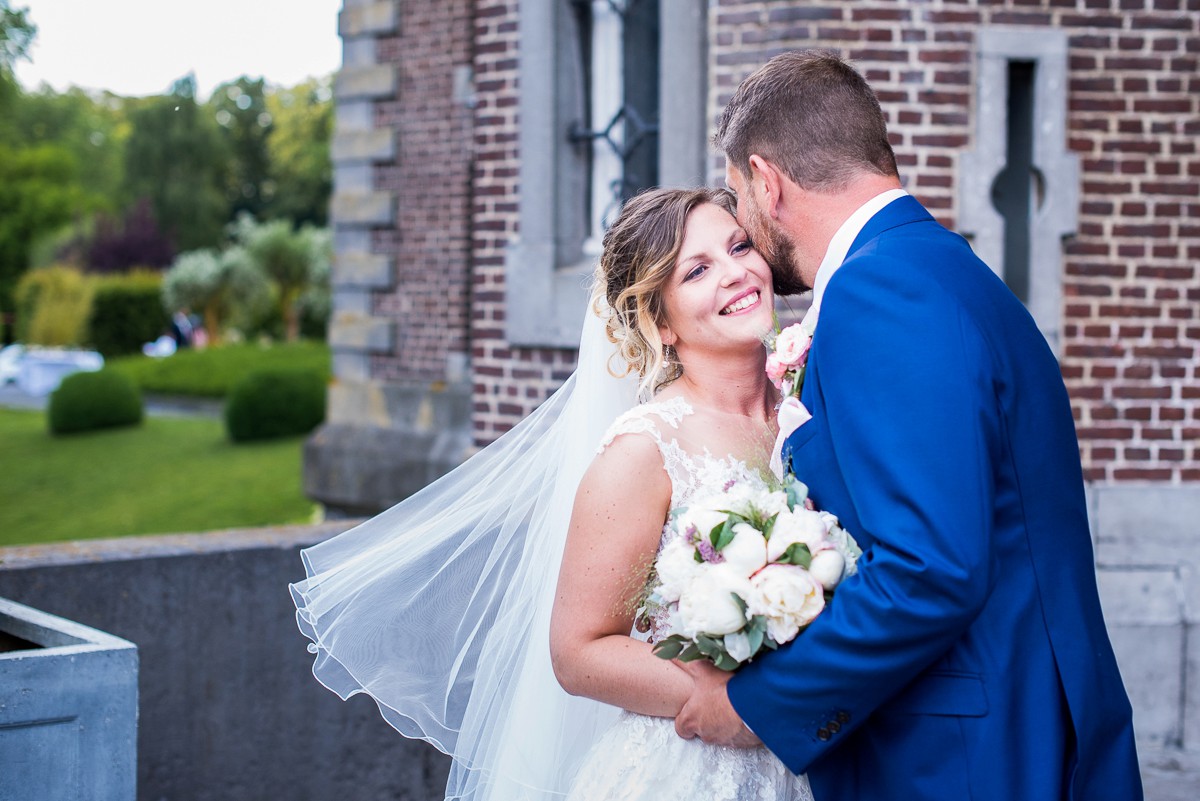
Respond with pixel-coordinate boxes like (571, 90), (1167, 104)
(0, 598), (137, 801)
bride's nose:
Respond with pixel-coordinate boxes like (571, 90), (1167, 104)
(717, 256), (750, 287)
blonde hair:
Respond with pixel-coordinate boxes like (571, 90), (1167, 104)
(593, 186), (737, 398)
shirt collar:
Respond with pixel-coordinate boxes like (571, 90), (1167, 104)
(805, 188), (909, 326)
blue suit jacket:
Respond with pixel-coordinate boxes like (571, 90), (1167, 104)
(727, 197), (1141, 800)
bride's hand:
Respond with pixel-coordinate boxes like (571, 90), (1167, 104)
(674, 660), (762, 749)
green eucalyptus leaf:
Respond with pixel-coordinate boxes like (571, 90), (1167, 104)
(782, 542), (813, 568)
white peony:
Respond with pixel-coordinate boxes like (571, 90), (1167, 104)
(675, 502), (728, 542)
(655, 535), (701, 603)
(721, 522), (768, 576)
(808, 549), (847, 589)
(766, 508), (828, 563)
(677, 564), (753, 637)
(750, 564), (825, 644)
(723, 630), (752, 663)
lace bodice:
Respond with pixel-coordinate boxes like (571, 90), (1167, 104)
(598, 396), (768, 512)
(574, 398), (815, 801)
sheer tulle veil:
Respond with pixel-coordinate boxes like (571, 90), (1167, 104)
(291, 304), (639, 800)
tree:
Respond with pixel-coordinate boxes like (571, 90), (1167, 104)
(122, 75), (230, 252)
(0, 1), (36, 139)
(4, 86), (126, 207)
(161, 249), (234, 345)
(0, 143), (89, 311)
(263, 77), (332, 227)
(208, 76), (274, 221)
(234, 216), (315, 342)
(85, 197), (176, 273)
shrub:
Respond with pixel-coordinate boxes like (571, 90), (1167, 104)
(224, 368), (325, 442)
(14, 265), (95, 346)
(88, 271), (170, 357)
(47, 369), (144, 435)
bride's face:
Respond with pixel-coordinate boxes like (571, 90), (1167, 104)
(657, 202), (775, 357)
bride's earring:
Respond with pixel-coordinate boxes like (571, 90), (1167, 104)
(663, 344), (677, 365)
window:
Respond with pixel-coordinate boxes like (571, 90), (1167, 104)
(960, 28), (1079, 356)
(507, 0), (706, 347)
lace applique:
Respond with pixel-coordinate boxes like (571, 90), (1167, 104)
(565, 712), (814, 801)
(598, 397), (765, 511)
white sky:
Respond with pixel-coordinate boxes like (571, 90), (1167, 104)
(14, 0), (343, 99)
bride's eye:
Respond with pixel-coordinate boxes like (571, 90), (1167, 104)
(684, 263), (708, 282)
(731, 239), (751, 255)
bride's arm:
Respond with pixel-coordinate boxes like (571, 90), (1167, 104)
(550, 432), (692, 718)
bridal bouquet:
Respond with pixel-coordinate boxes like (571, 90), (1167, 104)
(648, 477), (860, 671)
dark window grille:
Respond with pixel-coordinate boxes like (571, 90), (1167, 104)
(568, 0), (660, 230)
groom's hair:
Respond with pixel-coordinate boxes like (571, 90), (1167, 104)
(714, 50), (898, 192)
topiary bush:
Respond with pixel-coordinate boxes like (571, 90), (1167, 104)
(224, 368), (326, 442)
(88, 271), (170, 357)
(47, 369), (144, 435)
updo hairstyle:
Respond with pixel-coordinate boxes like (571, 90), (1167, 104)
(593, 186), (737, 397)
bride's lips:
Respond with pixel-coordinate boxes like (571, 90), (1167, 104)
(719, 289), (762, 316)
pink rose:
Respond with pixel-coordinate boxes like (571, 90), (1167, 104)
(765, 353), (788, 384)
(774, 325), (811, 366)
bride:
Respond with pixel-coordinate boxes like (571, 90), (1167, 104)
(291, 187), (811, 800)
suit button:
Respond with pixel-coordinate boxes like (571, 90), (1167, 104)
(817, 728), (830, 741)
(836, 711), (850, 723)
(827, 721), (841, 733)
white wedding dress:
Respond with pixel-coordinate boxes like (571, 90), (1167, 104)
(565, 396), (813, 801)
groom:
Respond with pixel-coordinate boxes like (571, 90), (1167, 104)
(676, 51), (1142, 800)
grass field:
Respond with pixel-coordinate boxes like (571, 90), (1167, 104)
(0, 409), (318, 547)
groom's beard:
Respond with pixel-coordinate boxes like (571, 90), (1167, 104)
(744, 198), (809, 296)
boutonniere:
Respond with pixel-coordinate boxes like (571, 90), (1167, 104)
(764, 316), (815, 401)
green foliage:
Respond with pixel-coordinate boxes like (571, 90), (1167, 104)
(107, 340), (331, 398)
(0, 143), (91, 311)
(47, 368), (143, 435)
(88, 271), (169, 357)
(264, 77), (332, 227)
(14, 263), (93, 345)
(2, 86), (125, 207)
(122, 75), (230, 252)
(162, 248), (235, 342)
(224, 368), (326, 442)
(0, 2), (35, 125)
(208, 77), (273, 221)
(231, 215), (328, 341)
(0, 409), (317, 545)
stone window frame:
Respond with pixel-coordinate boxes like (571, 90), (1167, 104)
(960, 27), (1079, 357)
(506, 0), (708, 348)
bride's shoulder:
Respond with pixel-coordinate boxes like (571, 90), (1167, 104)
(597, 395), (693, 453)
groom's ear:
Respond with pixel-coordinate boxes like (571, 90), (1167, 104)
(747, 154), (783, 219)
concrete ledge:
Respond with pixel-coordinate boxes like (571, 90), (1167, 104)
(338, 2), (400, 38)
(331, 189), (394, 226)
(334, 64), (397, 100)
(0, 524), (451, 801)
(332, 251), (393, 288)
(332, 128), (396, 164)
(328, 313), (394, 352)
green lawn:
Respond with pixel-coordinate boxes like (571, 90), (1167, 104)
(0, 409), (319, 546)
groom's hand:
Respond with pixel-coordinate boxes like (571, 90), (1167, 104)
(675, 660), (761, 748)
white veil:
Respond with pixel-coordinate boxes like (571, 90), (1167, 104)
(291, 305), (639, 800)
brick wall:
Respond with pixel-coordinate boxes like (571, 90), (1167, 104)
(369, 0), (475, 382)
(470, 0), (577, 443)
(708, 0), (1198, 481)
(456, 0), (1198, 476)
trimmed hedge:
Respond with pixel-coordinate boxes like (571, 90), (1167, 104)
(224, 368), (326, 442)
(47, 369), (144, 435)
(14, 265), (94, 347)
(88, 271), (169, 358)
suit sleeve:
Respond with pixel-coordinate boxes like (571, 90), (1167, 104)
(727, 253), (999, 773)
